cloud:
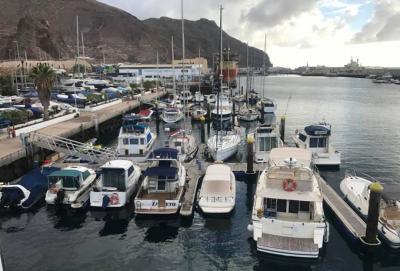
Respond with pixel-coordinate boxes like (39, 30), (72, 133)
(240, 0), (317, 28)
(352, 0), (400, 43)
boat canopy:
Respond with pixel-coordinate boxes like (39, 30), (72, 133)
(382, 183), (400, 201)
(148, 148), (179, 160)
(304, 125), (331, 136)
(49, 169), (83, 178)
(143, 167), (177, 179)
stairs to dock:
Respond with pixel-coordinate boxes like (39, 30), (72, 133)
(21, 132), (118, 164)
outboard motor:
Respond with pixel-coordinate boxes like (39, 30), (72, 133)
(55, 189), (65, 205)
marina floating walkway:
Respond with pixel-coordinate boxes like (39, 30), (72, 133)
(317, 175), (366, 240)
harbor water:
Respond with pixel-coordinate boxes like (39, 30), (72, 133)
(1, 75), (400, 270)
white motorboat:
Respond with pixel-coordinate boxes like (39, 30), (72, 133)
(167, 131), (199, 162)
(161, 108), (184, 123)
(45, 166), (97, 208)
(292, 122), (341, 166)
(340, 172), (400, 248)
(194, 91), (204, 103)
(238, 105), (259, 122)
(254, 124), (284, 163)
(179, 90), (193, 102)
(211, 94), (232, 122)
(90, 160), (141, 208)
(135, 148), (186, 215)
(257, 98), (277, 114)
(250, 148), (329, 258)
(116, 115), (156, 157)
(198, 164), (236, 214)
(207, 131), (241, 161)
(191, 105), (207, 121)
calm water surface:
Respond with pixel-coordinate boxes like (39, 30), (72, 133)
(1, 75), (400, 271)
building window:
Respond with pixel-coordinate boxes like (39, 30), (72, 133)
(277, 199), (287, 212)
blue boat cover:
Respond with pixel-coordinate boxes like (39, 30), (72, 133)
(143, 167), (178, 178)
(148, 148), (179, 160)
(304, 125), (331, 136)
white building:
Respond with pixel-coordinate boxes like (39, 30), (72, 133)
(112, 63), (204, 85)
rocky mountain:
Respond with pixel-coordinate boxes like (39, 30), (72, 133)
(0, 0), (271, 67)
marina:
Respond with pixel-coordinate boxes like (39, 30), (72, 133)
(0, 0), (400, 269)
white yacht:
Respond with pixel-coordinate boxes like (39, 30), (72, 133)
(257, 98), (277, 114)
(207, 131), (241, 161)
(161, 108), (184, 123)
(135, 148), (186, 215)
(238, 105), (259, 122)
(198, 164), (236, 214)
(250, 148), (329, 258)
(116, 115), (156, 157)
(167, 131), (199, 162)
(340, 172), (400, 248)
(293, 123), (341, 166)
(45, 166), (97, 208)
(179, 90), (193, 102)
(254, 124), (284, 163)
(211, 94), (232, 123)
(90, 160), (141, 208)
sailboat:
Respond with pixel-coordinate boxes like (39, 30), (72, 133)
(207, 6), (241, 162)
(257, 34), (277, 115)
(238, 43), (259, 122)
(166, 0), (198, 161)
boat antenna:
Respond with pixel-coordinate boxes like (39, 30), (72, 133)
(284, 95), (292, 116)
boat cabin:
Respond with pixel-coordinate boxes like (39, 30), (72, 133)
(99, 160), (137, 192)
(118, 117), (155, 156)
(297, 124), (331, 150)
(48, 169), (91, 190)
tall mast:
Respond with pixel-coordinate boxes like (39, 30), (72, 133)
(216, 5), (223, 151)
(246, 43), (249, 103)
(81, 31), (86, 75)
(156, 51), (159, 97)
(181, 0), (186, 133)
(76, 16), (80, 78)
(171, 36), (176, 96)
(198, 47), (201, 94)
(262, 33), (266, 99)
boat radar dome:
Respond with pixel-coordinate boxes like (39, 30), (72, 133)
(284, 157), (297, 166)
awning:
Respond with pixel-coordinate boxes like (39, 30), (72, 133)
(148, 148), (179, 160)
(143, 166), (178, 178)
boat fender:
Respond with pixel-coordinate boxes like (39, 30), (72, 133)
(282, 178), (297, 192)
(102, 195), (110, 208)
(247, 224), (254, 232)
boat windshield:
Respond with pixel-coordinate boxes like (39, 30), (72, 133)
(259, 136), (277, 152)
(102, 168), (126, 191)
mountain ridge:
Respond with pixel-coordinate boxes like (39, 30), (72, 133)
(0, 0), (272, 67)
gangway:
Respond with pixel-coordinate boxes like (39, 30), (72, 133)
(21, 132), (118, 164)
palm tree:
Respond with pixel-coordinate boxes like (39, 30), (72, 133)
(30, 63), (55, 120)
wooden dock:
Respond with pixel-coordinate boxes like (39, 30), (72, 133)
(180, 159), (204, 216)
(318, 175), (366, 239)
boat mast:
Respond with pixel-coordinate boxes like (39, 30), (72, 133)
(216, 5), (223, 151)
(246, 43), (249, 103)
(262, 33), (266, 100)
(181, 0), (187, 139)
(172, 36), (176, 96)
(198, 47), (201, 94)
(81, 31), (86, 76)
(76, 16), (80, 78)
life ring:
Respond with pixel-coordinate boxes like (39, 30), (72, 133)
(282, 178), (297, 192)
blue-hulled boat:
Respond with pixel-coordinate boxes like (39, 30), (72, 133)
(0, 165), (59, 209)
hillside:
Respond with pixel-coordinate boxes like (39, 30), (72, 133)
(0, 0), (271, 67)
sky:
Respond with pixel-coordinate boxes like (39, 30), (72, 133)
(99, 0), (400, 68)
